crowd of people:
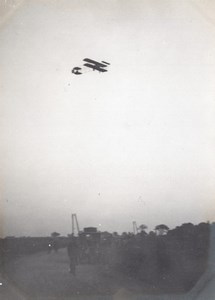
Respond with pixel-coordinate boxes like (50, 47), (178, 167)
(46, 222), (211, 291)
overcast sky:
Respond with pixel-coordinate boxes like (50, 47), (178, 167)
(0, 0), (215, 237)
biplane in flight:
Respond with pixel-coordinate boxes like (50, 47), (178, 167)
(72, 58), (110, 75)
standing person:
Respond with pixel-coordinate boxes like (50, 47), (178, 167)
(67, 236), (79, 275)
(47, 242), (52, 254)
(52, 239), (58, 253)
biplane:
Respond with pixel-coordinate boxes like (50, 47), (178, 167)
(72, 58), (110, 75)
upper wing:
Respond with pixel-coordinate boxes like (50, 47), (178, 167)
(101, 61), (110, 65)
(83, 58), (108, 68)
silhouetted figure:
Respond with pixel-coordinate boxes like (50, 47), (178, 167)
(67, 237), (79, 275)
(47, 242), (52, 254)
(52, 239), (58, 252)
(47, 239), (58, 254)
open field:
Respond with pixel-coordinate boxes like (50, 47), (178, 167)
(0, 245), (215, 300)
(1, 247), (155, 299)
(2, 248), (119, 297)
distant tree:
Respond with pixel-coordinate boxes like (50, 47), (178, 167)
(113, 232), (119, 237)
(181, 223), (195, 234)
(196, 222), (210, 238)
(178, 223), (194, 230)
(121, 232), (128, 239)
(128, 232), (134, 237)
(51, 232), (60, 238)
(168, 223), (195, 240)
(154, 224), (169, 236)
(198, 222), (209, 229)
(138, 224), (148, 233)
(148, 231), (156, 237)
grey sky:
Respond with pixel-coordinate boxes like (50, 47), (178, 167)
(1, 0), (215, 237)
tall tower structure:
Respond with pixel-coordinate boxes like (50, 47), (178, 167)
(71, 213), (80, 236)
(133, 221), (139, 235)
